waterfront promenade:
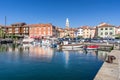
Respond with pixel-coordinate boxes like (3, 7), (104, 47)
(94, 50), (120, 80)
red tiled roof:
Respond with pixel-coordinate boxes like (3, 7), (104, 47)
(64, 28), (76, 31)
(98, 23), (114, 28)
(80, 26), (90, 29)
(29, 23), (52, 27)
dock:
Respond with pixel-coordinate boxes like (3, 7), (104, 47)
(59, 42), (114, 51)
(94, 50), (120, 80)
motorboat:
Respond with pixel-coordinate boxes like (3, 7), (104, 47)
(86, 45), (99, 50)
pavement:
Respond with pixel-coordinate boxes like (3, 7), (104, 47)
(94, 50), (120, 80)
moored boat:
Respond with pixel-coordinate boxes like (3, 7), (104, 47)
(22, 37), (34, 44)
(61, 44), (83, 50)
(86, 45), (99, 50)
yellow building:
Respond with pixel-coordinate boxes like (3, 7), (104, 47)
(81, 26), (91, 38)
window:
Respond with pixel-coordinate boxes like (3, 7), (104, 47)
(105, 28), (108, 30)
(48, 27), (50, 30)
(23, 28), (25, 30)
(110, 32), (113, 35)
(15, 28), (18, 31)
(9, 28), (12, 31)
(44, 31), (46, 34)
(105, 32), (108, 35)
(109, 28), (112, 30)
(101, 28), (103, 30)
(101, 32), (103, 35)
(26, 28), (28, 30)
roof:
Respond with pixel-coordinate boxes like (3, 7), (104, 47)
(98, 23), (114, 28)
(29, 23), (52, 27)
(80, 26), (91, 29)
(64, 28), (76, 31)
(11, 22), (26, 26)
(90, 27), (96, 30)
(0, 25), (4, 27)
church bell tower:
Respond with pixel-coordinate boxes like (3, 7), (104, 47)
(66, 18), (69, 28)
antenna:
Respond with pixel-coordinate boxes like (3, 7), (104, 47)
(5, 16), (6, 27)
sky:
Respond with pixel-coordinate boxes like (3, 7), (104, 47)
(0, 0), (120, 28)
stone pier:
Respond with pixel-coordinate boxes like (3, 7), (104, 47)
(94, 50), (120, 80)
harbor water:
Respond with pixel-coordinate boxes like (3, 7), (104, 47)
(0, 44), (108, 80)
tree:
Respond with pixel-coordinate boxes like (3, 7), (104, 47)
(0, 29), (5, 38)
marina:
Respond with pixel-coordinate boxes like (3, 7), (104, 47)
(0, 0), (120, 79)
(0, 44), (108, 80)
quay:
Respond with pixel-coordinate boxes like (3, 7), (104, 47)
(94, 50), (120, 80)
(59, 42), (114, 51)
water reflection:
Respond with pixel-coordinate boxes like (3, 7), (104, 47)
(63, 50), (69, 67)
(97, 51), (108, 61)
(29, 46), (54, 62)
(82, 49), (108, 61)
(0, 44), (109, 80)
(0, 44), (109, 62)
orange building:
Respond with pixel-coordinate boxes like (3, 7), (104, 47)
(57, 28), (65, 38)
(58, 28), (76, 38)
(29, 23), (57, 38)
(2, 23), (29, 37)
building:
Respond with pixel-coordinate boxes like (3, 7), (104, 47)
(57, 28), (65, 38)
(97, 23), (115, 38)
(6, 22), (29, 37)
(29, 23), (57, 39)
(57, 28), (76, 38)
(115, 26), (120, 35)
(66, 18), (69, 28)
(64, 28), (76, 38)
(90, 27), (96, 38)
(76, 27), (83, 37)
(58, 18), (76, 38)
(81, 26), (91, 38)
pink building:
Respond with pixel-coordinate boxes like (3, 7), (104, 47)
(115, 26), (120, 35)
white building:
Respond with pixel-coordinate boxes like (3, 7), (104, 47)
(76, 28), (83, 37)
(97, 23), (115, 38)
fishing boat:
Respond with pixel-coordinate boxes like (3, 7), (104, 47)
(86, 45), (99, 50)
(61, 44), (83, 50)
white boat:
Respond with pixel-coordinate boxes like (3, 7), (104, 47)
(62, 48), (82, 51)
(41, 39), (51, 47)
(61, 44), (83, 50)
(22, 37), (34, 44)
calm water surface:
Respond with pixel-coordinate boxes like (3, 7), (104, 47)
(0, 44), (108, 80)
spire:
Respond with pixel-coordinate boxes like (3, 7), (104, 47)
(66, 18), (69, 28)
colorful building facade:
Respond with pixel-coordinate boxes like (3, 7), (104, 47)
(97, 23), (115, 38)
(81, 26), (91, 38)
(29, 23), (57, 38)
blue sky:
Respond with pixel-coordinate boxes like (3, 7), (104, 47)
(0, 0), (120, 28)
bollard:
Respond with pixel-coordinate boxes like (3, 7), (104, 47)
(106, 55), (116, 63)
